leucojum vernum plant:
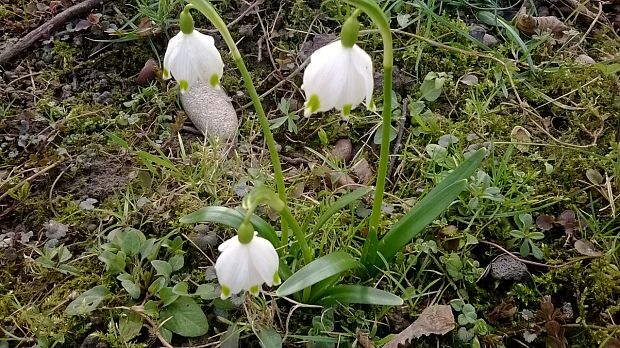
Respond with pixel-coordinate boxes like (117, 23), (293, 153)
(66, 0), (485, 343)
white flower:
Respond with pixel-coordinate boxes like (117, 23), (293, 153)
(302, 40), (374, 117)
(215, 234), (280, 299)
(163, 31), (224, 92)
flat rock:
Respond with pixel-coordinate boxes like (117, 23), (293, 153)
(181, 83), (238, 141)
(490, 254), (528, 281)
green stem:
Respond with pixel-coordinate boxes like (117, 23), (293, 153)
(279, 207), (313, 264)
(342, 0), (393, 265)
(187, 0), (289, 244)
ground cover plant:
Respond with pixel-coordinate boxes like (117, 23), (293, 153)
(0, 0), (619, 347)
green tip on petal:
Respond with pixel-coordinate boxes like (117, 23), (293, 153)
(368, 99), (376, 112)
(305, 94), (320, 117)
(221, 286), (231, 299)
(342, 104), (352, 117)
(179, 80), (189, 92)
(249, 285), (260, 295)
(162, 68), (170, 79)
(210, 74), (220, 88)
(273, 272), (281, 286)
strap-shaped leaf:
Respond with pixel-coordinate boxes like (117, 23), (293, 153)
(373, 149), (485, 266)
(276, 252), (359, 296)
(376, 180), (466, 264)
(309, 186), (373, 235)
(318, 285), (403, 306)
(180, 206), (279, 246)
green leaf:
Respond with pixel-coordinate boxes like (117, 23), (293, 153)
(106, 131), (130, 149)
(445, 253), (464, 281)
(151, 260), (172, 278)
(113, 228), (145, 256)
(120, 278), (141, 299)
(148, 276), (167, 294)
(144, 300), (159, 317)
(169, 255), (184, 271)
(420, 72), (446, 102)
(309, 186), (373, 236)
(65, 285), (110, 315)
(140, 238), (160, 261)
(172, 282), (189, 296)
(137, 151), (179, 173)
(119, 311), (143, 342)
(520, 240), (530, 257)
(98, 250), (126, 274)
(159, 287), (180, 307)
(221, 324), (241, 348)
(160, 297), (209, 337)
(375, 180), (466, 265)
(373, 124), (398, 145)
(276, 252), (360, 296)
(256, 326), (282, 348)
(195, 284), (219, 300)
(180, 206), (279, 246)
(318, 285), (403, 306)
(372, 149), (485, 268)
(530, 242), (544, 260)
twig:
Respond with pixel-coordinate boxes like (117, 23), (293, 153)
(480, 240), (560, 268)
(0, 160), (63, 202)
(387, 98), (408, 180)
(0, 0), (113, 65)
(571, 3), (604, 49)
(49, 169), (66, 217)
(127, 306), (174, 348)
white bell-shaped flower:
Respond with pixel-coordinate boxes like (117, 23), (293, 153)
(302, 40), (374, 117)
(163, 31), (224, 92)
(163, 9), (224, 93)
(215, 233), (280, 299)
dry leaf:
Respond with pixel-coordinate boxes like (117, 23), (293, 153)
(356, 331), (376, 348)
(586, 169), (604, 185)
(136, 59), (158, 86)
(515, 8), (569, 35)
(574, 239), (603, 257)
(331, 138), (353, 163)
(460, 74), (479, 86)
(384, 305), (455, 348)
(510, 126), (531, 152)
(606, 338), (620, 348)
(351, 159), (373, 184)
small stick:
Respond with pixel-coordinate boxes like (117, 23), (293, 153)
(0, 160), (63, 202)
(0, 0), (113, 65)
(480, 240), (559, 268)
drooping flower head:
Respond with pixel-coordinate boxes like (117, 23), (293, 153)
(302, 14), (373, 117)
(215, 222), (280, 299)
(163, 7), (224, 92)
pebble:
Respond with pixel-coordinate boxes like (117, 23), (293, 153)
(490, 254), (528, 281)
(180, 82), (238, 141)
(469, 25), (486, 41)
(575, 54), (595, 65)
(482, 34), (499, 47)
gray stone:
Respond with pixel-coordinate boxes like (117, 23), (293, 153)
(181, 83), (238, 141)
(490, 254), (528, 281)
(482, 34), (499, 47)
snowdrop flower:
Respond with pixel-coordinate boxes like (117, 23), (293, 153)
(163, 8), (224, 92)
(302, 15), (373, 117)
(215, 225), (280, 299)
